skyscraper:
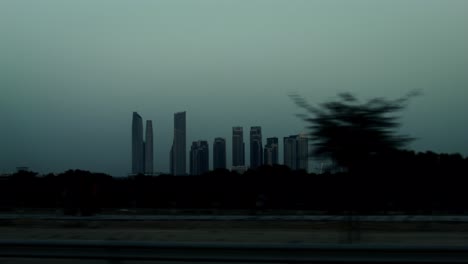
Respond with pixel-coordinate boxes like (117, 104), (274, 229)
(132, 112), (144, 174)
(283, 134), (309, 171)
(297, 133), (309, 171)
(190, 140), (209, 175)
(213, 137), (226, 170)
(264, 137), (279, 166)
(144, 120), (153, 174)
(250, 126), (263, 169)
(170, 111), (186, 175)
(283, 135), (297, 170)
(232, 127), (245, 167)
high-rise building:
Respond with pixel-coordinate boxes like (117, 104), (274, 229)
(144, 120), (153, 174)
(250, 126), (263, 169)
(232, 127), (245, 167)
(170, 111), (186, 175)
(213, 138), (226, 170)
(297, 133), (309, 171)
(283, 135), (297, 170)
(132, 112), (144, 174)
(283, 134), (309, 171)
(190, 140), (209, 175)
(264, 137), (279, 166)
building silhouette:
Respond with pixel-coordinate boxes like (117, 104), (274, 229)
(132, 112), (144, 174)
(250, 126), (263, 169)
(213, 138), (226, 170)
(170, 111), (186, 175)
(132, 112), (154, 175)
(144, 120), (153, 174)
(264, 137), (279, 165)
(284, 135), (297, 170)
(232, 127), (245, 167)
(283, 134), (308, 171)
(297, 133), (309, 171)
(190, 140), (209, 175)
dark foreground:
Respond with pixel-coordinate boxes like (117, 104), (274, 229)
(2, 217), (468, 245)
(2, 216), (468, 263)
(2, 240), (468, 264)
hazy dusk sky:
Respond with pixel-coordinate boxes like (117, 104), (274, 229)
(1, 0), (468, 175)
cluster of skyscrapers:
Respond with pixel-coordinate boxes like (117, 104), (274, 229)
(132, 111), (308, 175)
(131, 112), (153, 175)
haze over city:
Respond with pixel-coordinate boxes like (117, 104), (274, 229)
(2, 0), (468, 176)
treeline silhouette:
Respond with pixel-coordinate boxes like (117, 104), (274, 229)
(1, 150), (467, 216)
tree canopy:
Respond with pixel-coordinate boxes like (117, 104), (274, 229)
(291, 92), (419, 172)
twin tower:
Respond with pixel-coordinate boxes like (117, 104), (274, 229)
(131, 112), (153, 175)
(132, 111), (186, 175)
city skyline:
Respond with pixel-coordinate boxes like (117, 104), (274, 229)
(5, 102), (468, 175)
(132, 112), (313, 175)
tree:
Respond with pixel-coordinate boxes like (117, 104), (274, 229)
(291, 91), (419, 173)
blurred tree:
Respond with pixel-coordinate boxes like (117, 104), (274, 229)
(291, 91), (419, 173)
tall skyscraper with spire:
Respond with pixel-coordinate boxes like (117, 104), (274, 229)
(144, 120), (153, 174)
(232, 127), (245, 167)
(250, 126), (263, 169)
(170, 111), (186, 175)
(132, 112), (144, 174)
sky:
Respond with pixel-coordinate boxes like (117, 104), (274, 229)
(1, 0), (468, 175)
